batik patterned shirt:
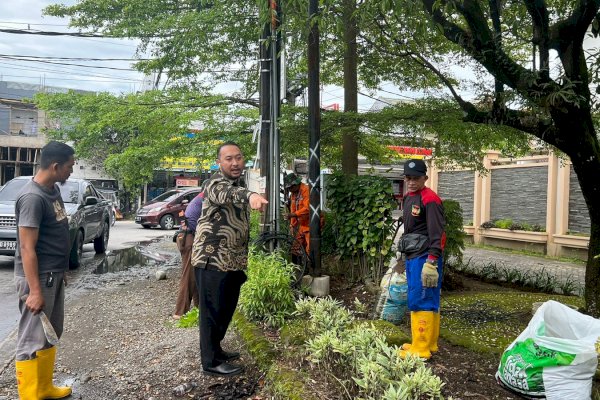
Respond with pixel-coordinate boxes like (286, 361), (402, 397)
(191, 172), (255, 271)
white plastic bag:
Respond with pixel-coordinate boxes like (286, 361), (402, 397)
(496, 300), (600, 400)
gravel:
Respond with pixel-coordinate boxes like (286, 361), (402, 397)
(0, 237), (260, 400)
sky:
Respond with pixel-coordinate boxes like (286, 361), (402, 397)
(0, 0), (384, 109)
(0, 0), (467, 110)
(0, 0), (147, 94)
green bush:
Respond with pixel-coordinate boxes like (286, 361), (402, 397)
(442, 199), (465, 267)
(327, 172), (396, 283)
(480, 219), (546, 232)
(238, 249), (296, 327)
(249, 210), (261, 241)
(320, 211), (338, 255)
(495, 218), (513, 229)
(175, 307), (199, 328)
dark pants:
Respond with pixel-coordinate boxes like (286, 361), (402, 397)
(195, 267), (246, 369)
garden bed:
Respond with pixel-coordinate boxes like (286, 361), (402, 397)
(241, 272), (592, 399)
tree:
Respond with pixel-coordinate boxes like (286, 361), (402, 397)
(35, 89), (257, 189)
(375, 0), (600, 316)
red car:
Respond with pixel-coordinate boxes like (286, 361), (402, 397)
(135, 188), (202, 229)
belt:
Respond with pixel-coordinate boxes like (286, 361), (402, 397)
(196, 261), (221, 272)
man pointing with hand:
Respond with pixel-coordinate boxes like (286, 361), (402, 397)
(191, 141), (267, 377)
(398, 159), (446, 360)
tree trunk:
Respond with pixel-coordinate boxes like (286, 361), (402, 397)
(571, 155), (600, 318)
(342, 0), (358, 176)
(554, 110), (600, 317)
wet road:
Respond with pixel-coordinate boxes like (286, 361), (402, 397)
(0, 221), (170, 365)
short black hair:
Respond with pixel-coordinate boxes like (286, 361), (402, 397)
(216, 141), (241, 158)
(40, 141), (75, 169)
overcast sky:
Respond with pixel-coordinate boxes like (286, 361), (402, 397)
(0, 0), (422, 110)
(0, 0), (148, 94)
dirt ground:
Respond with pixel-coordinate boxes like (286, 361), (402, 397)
(329, 275), (520, 400)
(0, 238), (262, 400)
(0, 237), (536, 399)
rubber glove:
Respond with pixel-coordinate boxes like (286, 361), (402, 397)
(421, 261), (439, 287)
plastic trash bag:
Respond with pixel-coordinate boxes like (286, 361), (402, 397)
(375, 263), (408, 324)
(496, 300), (600, 399)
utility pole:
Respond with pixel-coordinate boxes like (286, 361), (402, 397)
(259, 2), (271, 232)
(267, 0), (281, 234)
(308, 0), (321, 276)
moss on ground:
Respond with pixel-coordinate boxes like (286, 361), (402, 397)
(440, 292), (584, 355)
(232, 312), (316, 400)
(280, 319), (308, 346)
(352, 319), (411, 346)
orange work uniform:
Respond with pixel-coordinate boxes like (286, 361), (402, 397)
(290, 182), (310, 253)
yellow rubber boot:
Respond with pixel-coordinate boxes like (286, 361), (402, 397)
(398, 311), (434, 359)
(430, 312), (440, 353)
(15, 358), (39, 400)
(36, 347), (72, 399)
(401, 311), (440, 353)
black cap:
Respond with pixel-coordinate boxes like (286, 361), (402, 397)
(404, 159), (427, 176)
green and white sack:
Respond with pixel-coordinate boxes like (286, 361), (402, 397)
(496, 300), (600, 399)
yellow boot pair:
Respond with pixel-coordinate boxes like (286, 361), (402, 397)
(398, 311), (440, 359)
(15, 346), (72, 399)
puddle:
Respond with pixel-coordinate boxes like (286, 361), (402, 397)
(93, 246), (171, 274)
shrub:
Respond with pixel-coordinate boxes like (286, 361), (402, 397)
(480, 219), (546, 232)
(249, 210), (261, 241)
(495, 219), (513, 229)
(327, 172), (396, 283)
(238, 249), (296, 327)
(175, 307), (199, 328)
(299, 298), (444, 399)
(442, 199), (465, 267)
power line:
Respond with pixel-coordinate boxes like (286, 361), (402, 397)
(0, 28), (105, 37)
(0, 74), (140, 83)
(0, 61), (140, 81)
(0, 54), (149, 62)
(0, 56), (136, 71)
(0, 21), (70, 27)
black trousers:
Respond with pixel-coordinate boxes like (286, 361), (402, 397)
(195, 267), (247, 368)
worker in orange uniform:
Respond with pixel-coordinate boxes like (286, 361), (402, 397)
(284, 173), (310, 256)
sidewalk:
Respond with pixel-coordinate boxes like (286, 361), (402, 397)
(462, 246), (586, 292)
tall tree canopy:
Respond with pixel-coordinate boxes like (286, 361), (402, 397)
(369, 0), (600, 316)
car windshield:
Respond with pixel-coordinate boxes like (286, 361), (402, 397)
(0, 179), (29, 201)
(150, 190), (180, 203)
(58, 182), (80, 203)
(0, 179), (79, 203)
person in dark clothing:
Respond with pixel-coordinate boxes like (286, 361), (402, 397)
(173, 192), (203, 319)
(14, 141), (75, 399)
(397, 159), (446, 360)
(191, 142), (267, 377)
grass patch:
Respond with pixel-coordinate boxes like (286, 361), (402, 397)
(441, 292), (584, 355)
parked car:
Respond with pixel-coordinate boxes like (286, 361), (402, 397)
(0, 176), (113, 269)
(135, 187), (202, 230)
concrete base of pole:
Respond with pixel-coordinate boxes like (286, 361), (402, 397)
(302, 275), (330, 297)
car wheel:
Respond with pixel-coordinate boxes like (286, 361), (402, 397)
(159, 214), (175, 230)
(94, 220), (109, 253)
(69, 230), (84, 269)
